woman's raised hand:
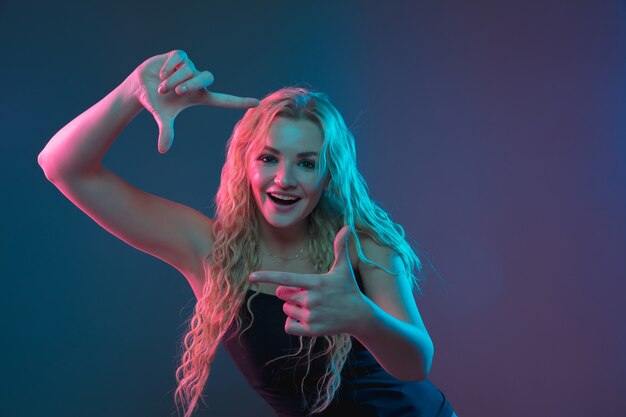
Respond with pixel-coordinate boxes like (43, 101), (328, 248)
(130, 50), (260, 153)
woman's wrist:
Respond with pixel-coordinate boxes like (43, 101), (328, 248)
(347, 293), (376, 337)
(116, 74), (145, 117)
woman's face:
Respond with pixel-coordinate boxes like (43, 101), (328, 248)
(247, 117), (328, 230)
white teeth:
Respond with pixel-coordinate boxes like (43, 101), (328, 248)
(269, 193), (298, 201)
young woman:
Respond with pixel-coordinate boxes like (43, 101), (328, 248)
(38, 50), (457, 417)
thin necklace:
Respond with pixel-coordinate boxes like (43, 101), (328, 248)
(262, 246), (306, 261)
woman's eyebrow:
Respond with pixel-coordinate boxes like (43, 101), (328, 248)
(263, 146), (318, 158)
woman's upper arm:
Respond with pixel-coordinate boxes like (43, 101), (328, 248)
(47, 166), (213, 287)
(353, 236), (429, 333)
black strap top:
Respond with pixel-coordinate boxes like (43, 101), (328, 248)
(221, 286), (455, 417)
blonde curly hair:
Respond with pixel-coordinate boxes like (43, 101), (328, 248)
(174, 87), (423, 416)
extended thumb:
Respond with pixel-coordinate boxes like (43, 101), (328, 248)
(157, 117), (175, 154)
(331, 225), (351, 269)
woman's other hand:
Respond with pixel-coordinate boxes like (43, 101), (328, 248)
(248, 226), (369, 336)
(129, 50), (260, 153)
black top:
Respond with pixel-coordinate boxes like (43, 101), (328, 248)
(222, 286), (455, 417)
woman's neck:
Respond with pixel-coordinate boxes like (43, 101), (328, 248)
(257, 218), (309, 258)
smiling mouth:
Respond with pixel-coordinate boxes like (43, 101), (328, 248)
(268, 193), (301, 206)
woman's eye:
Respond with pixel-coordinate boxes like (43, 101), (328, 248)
(258, 156), (315, 169)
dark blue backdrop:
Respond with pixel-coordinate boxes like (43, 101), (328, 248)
(2, 1), (625, 416)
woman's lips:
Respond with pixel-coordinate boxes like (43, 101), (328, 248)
(268, 192), (301, 206)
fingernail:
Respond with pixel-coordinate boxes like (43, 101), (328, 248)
(179, 85), (187, 95)
(249, 273), (257, 280)
(158, 84), (167, 94)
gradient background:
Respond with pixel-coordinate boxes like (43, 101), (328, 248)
(2, 1), (625, 416)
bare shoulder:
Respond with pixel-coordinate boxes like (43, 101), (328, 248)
(347, 232), (400, 276)
(350, 233), (427, 330)
(354, 234), (400, 273)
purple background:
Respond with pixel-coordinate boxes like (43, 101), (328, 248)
(2, 1), (625, 416)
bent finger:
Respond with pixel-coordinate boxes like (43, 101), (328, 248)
(275, 286), (306, 301)
(282, 302), (305, 321)
(284, 317), (309, 336)
(160, 50), (189, 80)
(175, 70), (215, 95)
(159, 64), (195, 94)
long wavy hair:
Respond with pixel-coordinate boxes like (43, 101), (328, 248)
(173, 87), (423, 417)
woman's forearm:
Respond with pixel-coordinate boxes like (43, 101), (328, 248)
(350, 297), (434, 381)
(38, 76), (143, 180)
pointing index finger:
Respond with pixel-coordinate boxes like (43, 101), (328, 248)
(249, 271), (314, 289)
(206, 91), (260, 108)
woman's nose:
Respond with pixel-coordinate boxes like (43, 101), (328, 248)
(274, 165), (296, 188)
